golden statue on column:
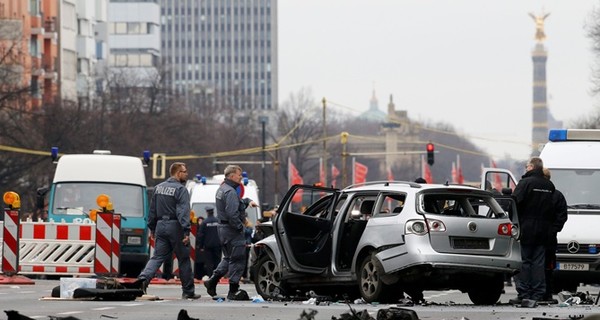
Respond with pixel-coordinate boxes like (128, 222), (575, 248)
(529, 11), (550, 42)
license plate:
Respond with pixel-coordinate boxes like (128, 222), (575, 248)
(452, 238), (489, 249)
(557, 263), (589, 271)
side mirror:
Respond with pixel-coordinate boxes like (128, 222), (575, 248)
(501, 187), (513, 196)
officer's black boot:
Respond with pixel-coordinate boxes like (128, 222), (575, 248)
(204, 275), (220, 297)
(227, 283), (240, 300)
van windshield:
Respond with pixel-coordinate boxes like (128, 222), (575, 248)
(52, 182), (144, 217)
(551, 169), (600, 208)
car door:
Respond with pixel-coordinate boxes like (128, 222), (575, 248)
(481, 167), (518, 194)
(274, 184), (338, 274)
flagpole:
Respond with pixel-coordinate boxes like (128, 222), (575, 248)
(288, 157), (291, 189)
(352, 157), (356, 185)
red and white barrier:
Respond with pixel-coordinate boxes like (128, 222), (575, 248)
(94, 213), (121, 276)
(1, 210), (20, 275)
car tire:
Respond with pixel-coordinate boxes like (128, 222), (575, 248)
(254, 254), (287, 299)
(358, 253), (396, 303)
(467, 276), (503, 305)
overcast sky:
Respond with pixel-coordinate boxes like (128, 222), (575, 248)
(277, 1), (599, 161)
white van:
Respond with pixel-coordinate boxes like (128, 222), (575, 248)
(538, 129), (600, 292)
(47, 150), (150, 276)
(483, 129), (600, 293)
(187, 173), (262, 227)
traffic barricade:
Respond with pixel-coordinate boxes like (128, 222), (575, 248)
(0, 191), (34, 284)
(0, 193), (123, 280)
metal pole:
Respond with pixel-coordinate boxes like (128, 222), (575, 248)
(261, 119), (266, 204)
(341, 132), (348, 187)
(322, 97), (327, 186)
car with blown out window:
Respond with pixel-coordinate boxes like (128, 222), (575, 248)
(250, 181), (522, 305)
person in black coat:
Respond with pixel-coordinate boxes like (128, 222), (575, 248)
(198, 207), (221, 279)
(510, 157), (555, 305)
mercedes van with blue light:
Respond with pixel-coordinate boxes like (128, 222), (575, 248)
(538, 129), (600, 292)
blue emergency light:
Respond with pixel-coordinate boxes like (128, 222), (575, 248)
(548, 129), (568, 142)
(142, 150), (150, 167)
(201, 176), (207, 184)
(51, 147), (59, 163)
(242, 171), (249, 186)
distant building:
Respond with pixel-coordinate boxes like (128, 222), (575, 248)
(105, 0), (160, 88)
(358, 89), (386, 122)
(159, 0), (278, 114)
(0, 0), (59, 109)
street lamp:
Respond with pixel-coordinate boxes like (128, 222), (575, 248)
(259, 116), (269, 205)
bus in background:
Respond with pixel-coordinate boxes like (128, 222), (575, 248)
(45, 150), (150, 277)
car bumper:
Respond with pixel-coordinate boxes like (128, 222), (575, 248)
(375, 235), (521, 275)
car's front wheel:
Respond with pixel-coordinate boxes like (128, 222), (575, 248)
(254, 254), (286, 299)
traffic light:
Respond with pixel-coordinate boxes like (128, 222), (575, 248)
(426, 143), (435, 165)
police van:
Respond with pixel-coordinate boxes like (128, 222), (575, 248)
(482, 129), (600, 292)
(537, 129), (600, 292)
(187, 172), (262, 226)
(46, 150), (150, 276)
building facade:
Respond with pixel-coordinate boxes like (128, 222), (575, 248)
(159, 0), (278, 113)
(106, 0), (160, 88)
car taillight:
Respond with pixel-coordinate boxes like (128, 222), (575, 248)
(498, 223), (515, 237)
(427, 218), (446, 232)
(406, 220), (427, 235)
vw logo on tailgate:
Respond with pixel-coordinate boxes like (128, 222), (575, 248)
(467, 221), (477, 233)
(567, 241), (580, 254)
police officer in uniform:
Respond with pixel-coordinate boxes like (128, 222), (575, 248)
(135, 162), (200, 299)
(198, 207), (221, 278)
(204, 165), (257, 300)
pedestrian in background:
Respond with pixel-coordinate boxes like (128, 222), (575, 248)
(194, 215), (207, 280)
(542, 168), (568, 304)
(204, 165), (258, 300)
(198, 207), (221, 279)
(135, 162), (201, 300)
(509, 157), (555, 306)
(242, 217), (253, 283)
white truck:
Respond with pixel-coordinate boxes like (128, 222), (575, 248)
(187, 172), (263, 226)
(46, 150), (150, 276)
(483, 129), (600, 292)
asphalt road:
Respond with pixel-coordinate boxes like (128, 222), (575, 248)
(2, 279), (600, 320)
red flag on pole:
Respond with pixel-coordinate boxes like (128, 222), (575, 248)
(387, 167), (394, 181)
(421, 155), (433, 184)
(319, 158), (325, 186)
(288, 158), (304, 203)
(331, 164), (340, 188)
(451, 162), (457, 183)
(456, 155), (464, 184)
(353, 158), (368, 184)
(491, 159), (503, 190)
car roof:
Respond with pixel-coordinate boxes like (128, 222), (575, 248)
(342, 181), (481, 194)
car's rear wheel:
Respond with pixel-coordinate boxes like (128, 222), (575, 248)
(358, 253), (402, 303)
(467, 276), (503, 305)
(254, 254), (286, 299)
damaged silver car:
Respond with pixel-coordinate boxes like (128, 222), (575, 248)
(251, 181), (522, 305)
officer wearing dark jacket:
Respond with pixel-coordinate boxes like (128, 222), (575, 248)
(198, 207), (221, 278)
(135, 162), (200, 299)
(510, 157), (555, 305)
(204, 165), (257, 300)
